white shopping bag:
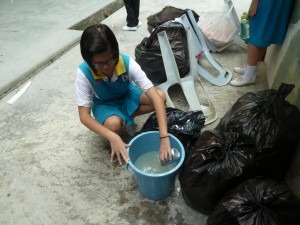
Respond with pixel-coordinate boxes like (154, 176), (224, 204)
(201, 5), (238, 48)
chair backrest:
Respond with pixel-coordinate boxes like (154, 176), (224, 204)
(225, 0), (241, 32)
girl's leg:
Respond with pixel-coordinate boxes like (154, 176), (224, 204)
(233, 44), (266, 75)
(247, 43), (267, 66)
(132, 89), (166, 117)
(243, 43), (267, 79)
(230, 43), (266, 87)
(103, 115), (123, 134)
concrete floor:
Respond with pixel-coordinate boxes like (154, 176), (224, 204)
(0, 0), (275, 225)
(0, 0), (124, 98)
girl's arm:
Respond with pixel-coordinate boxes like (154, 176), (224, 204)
(128, 57), (171, 162)
(144, 87), (171, 163)
(76, 68), (129, 165)
(248, 0), (259, 17)
(78, 106), (130, 164)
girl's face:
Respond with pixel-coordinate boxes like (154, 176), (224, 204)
(92, 52), (117, 76)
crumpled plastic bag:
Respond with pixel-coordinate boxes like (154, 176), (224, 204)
(135, 21), (189, 85)
(201, 5), (238, 48)
(207, 178), (300, 225)
(139, 107), (205, 149)
(179, 130), (256, 214)
(147, 5), (199, 34)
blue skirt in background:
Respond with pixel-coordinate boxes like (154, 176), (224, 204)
(248, 0), (294, 48)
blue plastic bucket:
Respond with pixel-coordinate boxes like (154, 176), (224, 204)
(126, 131), (185, 201)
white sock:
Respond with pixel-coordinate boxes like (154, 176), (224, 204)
(243, 65), (256, 79)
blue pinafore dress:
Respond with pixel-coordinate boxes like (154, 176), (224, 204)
(79, 54), (142, 125)
(247, 0), (294, 48)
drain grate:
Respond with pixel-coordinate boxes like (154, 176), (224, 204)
(70, 0), (124, 30)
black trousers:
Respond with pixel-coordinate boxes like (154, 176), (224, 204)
(123, 0), (140, 27)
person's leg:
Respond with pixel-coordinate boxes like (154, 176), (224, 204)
(92, 103), (127, 133)
(131, 89), (166, 117)
(123, 0), (137, 27)
(233, 44), (267, 75)
(247, 44), (267, 65)
(243, 44), (266, 79)
(230, 43), (266, 87)
(103, 115), (123, 134)
(132, 0), (140, 26)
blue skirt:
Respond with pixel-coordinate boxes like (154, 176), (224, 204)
(247, 0), (294, 48)
(92, 84), (142, 125)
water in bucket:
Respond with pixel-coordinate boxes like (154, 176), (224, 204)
(134, 151), (178, 174)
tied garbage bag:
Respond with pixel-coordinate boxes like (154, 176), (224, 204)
(147, 6), (200, 34)
(139, 108), (205, 149)
(135, 21), (189, 85)
(216, 83), (300, 179)
(207, 178), (300, 225)
(179, 130), (256, 214)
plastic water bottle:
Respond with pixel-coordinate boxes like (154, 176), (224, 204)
(240, 12), (250, 39)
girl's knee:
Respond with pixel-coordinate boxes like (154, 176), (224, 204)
(104, 116), (123, 133)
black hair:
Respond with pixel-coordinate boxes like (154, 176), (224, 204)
(80, 24), (119, 72)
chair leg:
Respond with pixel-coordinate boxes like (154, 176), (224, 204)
(176, 11), (233, 86)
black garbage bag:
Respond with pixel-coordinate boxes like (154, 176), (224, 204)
(207, 178), (300, 225)
(135, 21), (189, 85)
(179, 130), (256, 214)
(139, 107), (205, 149)
(147, 6), (200, 34)
(216, 83), (300, 179)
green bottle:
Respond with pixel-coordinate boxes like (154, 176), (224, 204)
(240, 12), (250, 39)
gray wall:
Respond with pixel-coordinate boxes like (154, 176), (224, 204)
(264, 0), (300, 196)
(265, 0), (300, 108)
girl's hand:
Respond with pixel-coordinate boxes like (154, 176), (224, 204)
(248, 0), (259, 17)
(109, 134), (130, 165)
(159, 137), (172, 164)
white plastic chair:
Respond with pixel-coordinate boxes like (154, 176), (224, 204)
(175, 11), (232, 86)
(156, 27), (218, 125)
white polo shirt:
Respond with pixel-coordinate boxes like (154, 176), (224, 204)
(75, 56), (154, 108)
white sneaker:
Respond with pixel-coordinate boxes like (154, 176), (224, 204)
(137, 21), (142, 27)
(233, 65), (247, 75)
(122, 25), (137, 31)
(230, 76), (256, 87)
